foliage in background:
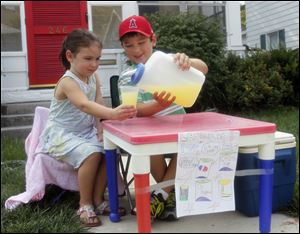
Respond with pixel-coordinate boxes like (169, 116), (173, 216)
(147, 12), (226, 63)
(189, 48), (298, 113)
(264, 48), (299, 106)
(220, 49), (297, 112)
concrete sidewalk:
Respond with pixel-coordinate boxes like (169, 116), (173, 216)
(89, 196), (299, 233)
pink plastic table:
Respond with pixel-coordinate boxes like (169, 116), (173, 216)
(103, 112), (276, 233)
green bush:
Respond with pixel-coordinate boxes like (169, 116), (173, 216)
(190, 49), (297, 112)
(222, 50), (295, 112)
(262, 48), (299, 106)
(147, 12), (226, 63)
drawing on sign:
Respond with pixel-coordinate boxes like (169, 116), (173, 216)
(176, 131), (240, 217)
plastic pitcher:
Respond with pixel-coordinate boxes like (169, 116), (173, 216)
(130, 51), (206, 107)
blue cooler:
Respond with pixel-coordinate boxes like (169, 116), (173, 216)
(234, 131), (296, 217)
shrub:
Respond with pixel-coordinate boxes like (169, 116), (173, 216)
(263, 48), (299, 106)
(222, 51), (295, 112)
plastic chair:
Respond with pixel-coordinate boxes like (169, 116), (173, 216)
(110, 75), (135, 213)
(110, 75), (121, 108)
(5, 106), (78, 210)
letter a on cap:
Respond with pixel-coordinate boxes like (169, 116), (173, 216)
(129, 18), (138, 29)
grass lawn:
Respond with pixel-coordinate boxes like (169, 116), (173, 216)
(1, 160), (85, 233)
(1, 106), (298, 233)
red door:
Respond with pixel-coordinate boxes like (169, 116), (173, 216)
(25, 1), (88, 87)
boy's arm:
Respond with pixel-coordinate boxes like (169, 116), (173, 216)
(174, 53), (208, 74)
(191, 58), (208, 75)
(136, 102), (164, 117)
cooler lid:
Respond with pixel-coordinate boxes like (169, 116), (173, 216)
(239, 131), (295, 153)
(274, 131), (295, 144)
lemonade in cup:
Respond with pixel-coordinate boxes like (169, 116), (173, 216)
(120, 86), (139, 108)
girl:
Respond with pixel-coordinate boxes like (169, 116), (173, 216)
(39, 29), (136, 227)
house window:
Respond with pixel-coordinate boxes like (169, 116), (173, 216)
(138, 2), (180, 15)
(91, 6), (122, 49)
(260, 29), (285, 50)
(138, 1), (226, 32)
(187, 5), (226, 31)
(1, 5), (22, 52)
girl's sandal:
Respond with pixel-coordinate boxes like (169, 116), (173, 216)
(77, 205), (102, 227)
(95, 200), (127, 216)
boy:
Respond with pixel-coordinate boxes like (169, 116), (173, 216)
(118, 15), (208, 221)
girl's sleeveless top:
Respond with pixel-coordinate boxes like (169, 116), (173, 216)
(39, 70), (104, 169)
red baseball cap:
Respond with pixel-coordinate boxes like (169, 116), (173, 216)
(119, 15), (154, 39)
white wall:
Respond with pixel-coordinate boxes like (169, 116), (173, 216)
(1, 1), (28, 93)
(246, 1), (299, 49)
(225, 1), (244, 52)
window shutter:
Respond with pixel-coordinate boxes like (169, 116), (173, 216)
(25, 1), (88, 87)
(260, 34), (266, 49)
(279, 29), (286, 48)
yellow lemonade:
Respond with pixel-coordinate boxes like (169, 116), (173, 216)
(142, 84), (202, 107)
(121, 91), (138, 107)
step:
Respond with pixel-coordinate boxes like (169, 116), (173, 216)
(1, 125), (32, 139)
(1, 113), (34, 128)
(1, 101), (51, 115)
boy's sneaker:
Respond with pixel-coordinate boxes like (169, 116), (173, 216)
(150, 192), (165, 219)
(160, 190), (178, 221)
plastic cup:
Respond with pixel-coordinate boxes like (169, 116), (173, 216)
(120, 86), (139, 107)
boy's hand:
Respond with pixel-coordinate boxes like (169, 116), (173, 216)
(111, 105), (137, 120)
(153, 91), (176, 108)
(174, 53), (191, 71)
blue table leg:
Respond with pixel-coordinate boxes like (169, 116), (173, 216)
(259, 159), (274, 233)
(105, 149), (120, 222)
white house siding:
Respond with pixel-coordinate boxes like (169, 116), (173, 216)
(246, 1), (299, 50)
(1, 53), (28, 90)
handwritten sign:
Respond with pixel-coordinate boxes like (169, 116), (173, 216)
(176, 131), (240, 217)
